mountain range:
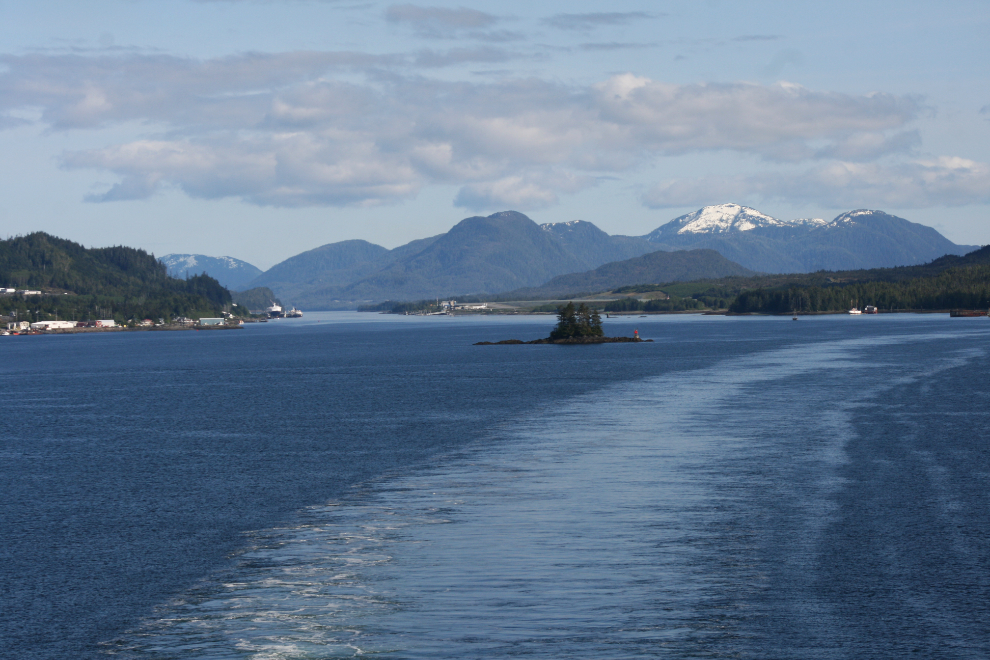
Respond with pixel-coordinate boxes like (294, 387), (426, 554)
(644, 204), (976, 273)
(170, 204), (980, 307)
(244, 211), (659, 307)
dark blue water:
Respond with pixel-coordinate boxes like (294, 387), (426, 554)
(1, 313), (988, 658)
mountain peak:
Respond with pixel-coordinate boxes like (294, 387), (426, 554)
(646, 204), (835, 243)
(539, 220), (603, 237)
(487, 210), (530, 221)
(540, 220), (585, 230)
(670, 204), (785, 235)
(830, 209), (885, 225)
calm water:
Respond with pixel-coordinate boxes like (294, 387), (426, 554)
(1, 313), (988, 659)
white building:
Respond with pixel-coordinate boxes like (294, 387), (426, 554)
(95, 319), (116, 328)
(30, 320), (78, 330)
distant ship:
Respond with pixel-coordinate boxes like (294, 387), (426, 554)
(848, 307), (862, 315)
(285, 308), (303, 318)
(267, 303), (284, 319)
(864, 305), (878, 314)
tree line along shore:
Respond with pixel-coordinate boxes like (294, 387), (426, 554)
(4, 231), (988, 324)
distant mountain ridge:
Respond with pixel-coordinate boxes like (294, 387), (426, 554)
(161, 254), (262, 290)
(239, 205), (978, 307)
(539, 220), (658, 265)
(501, 249), (757, 300)
(646, 203), (827, 236)
(246, 212), (661, 307)
(248, 239), (396, 302)
(644, 204), (976, 273)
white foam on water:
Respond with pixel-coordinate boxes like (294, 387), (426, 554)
(107, 330), (984, 659)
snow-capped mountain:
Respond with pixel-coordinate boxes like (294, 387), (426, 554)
(160, 253), (263, 290)
(643, 205), (976, 273)
(671, 204), (785, 234)
(646, 203), (827, 240)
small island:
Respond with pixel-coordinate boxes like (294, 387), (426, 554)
(475, 302), (652, 345)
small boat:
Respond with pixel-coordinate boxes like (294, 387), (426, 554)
(848, 308), (862, 315)
(792, 316), (798, 321)
(864, 305), (878, 314)
(949, 309), (988, 317)
(639, 315), (647, 318)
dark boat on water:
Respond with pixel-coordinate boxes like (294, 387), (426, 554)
(949, 309), (988, 317)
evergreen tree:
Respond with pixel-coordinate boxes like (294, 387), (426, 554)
(550, 302), (603, 339)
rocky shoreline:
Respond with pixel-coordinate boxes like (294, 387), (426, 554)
(475, 336), (651, 345)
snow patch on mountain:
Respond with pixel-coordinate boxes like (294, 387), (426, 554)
(540, 220), (583, 231)
(645, 204), (839, 242)
(161, 254), (256, 272)
(670, 204), (787, 234)
(830, 209), (882, 225)
(177, 255), (198, 270)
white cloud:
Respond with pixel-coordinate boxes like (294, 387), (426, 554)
(0, 52), (399, 129)
(812, 130), (920, 161)
(643, 157), (990, 209)
(590, 75), (919, 158)
(454, 171), (595, 211)
(0, 52), (934, 208)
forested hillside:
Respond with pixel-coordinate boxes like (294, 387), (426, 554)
(729, 264), (990, 313)
(687, 245), (990, 313)
(231, 287), (281, 311)
(0, 233), (231, 322)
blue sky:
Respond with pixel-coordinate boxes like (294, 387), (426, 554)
(1, 0), (988, 269)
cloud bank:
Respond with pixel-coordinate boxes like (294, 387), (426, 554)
(0, 51), (970, 210)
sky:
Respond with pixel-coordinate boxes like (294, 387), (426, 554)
(1, 0), (988, 270)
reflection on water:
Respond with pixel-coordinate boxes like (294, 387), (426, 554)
(108, 329), (990, 658)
